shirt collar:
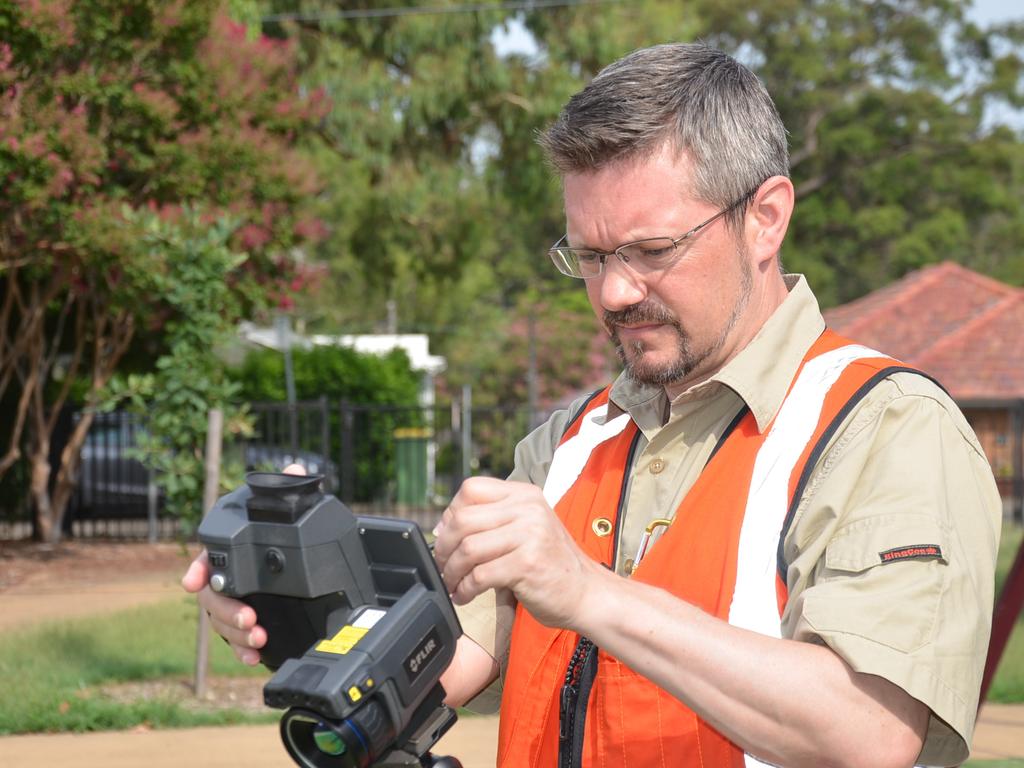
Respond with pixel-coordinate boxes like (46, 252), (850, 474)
(607, 274), (825, 433)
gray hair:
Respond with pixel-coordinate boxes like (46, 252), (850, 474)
(539, 43), (789, 226)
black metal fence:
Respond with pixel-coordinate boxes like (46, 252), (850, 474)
(241, 397), (537, 525)
(5, 397), (541, 540)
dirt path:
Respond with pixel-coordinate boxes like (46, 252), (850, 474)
(0, 541), (1020, 766)
(0, 540), (196, 632)
(1, 718), (499, 768)
(0, 540), (499, 767)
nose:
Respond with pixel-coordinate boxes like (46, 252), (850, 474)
(592, 253), (647, 312)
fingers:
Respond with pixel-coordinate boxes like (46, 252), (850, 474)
(433, 478), (537, 565)
(183, 550), (267, 665)
(439, 527), (519, 597)
(198, 587), (268, 665)
(447, 549), (529, 606)
(434, 477), (522, 537)
(433, 498), (519, 569)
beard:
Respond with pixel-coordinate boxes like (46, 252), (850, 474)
(605, 251), (753, 387)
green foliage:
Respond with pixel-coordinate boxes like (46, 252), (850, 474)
(231, 344), (422, 503)
(259, 0), (1024, 408)
(690, 0), (1024, 305)
(104, 207), (255, 528)
(0, 598), (270, 734)
(0, 0), (325, 539)
(0, 0), (323, 279)
(232, 345), (420, 406)
(256, 1), (704, 402)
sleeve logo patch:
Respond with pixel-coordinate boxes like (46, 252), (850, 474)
(879, 544), (943, 563)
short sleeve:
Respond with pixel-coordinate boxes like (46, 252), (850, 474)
(784, 373), (1002, 766)
(507, 396), (588, 487)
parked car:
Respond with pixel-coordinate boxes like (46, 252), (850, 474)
(75, 414), (156, 519)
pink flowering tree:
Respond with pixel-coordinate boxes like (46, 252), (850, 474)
(0, 0), (326, 542)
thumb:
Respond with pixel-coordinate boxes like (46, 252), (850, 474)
(181, 550), (209, 593)
(458, 476), (518, 504)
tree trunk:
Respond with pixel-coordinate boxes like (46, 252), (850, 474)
(49, 409), (95, 536)
(29, 444), (58, 544)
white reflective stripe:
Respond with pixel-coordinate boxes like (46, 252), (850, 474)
(542, 404), (632, 509)
(728, 344), (882, 640)
(744, 753), (780, 768)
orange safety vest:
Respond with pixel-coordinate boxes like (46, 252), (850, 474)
(496, 330), (925, 768)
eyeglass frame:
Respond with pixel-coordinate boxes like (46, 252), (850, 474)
(547, 183), (762, 280)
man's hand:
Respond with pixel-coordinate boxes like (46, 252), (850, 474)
(180, 462), (307, 665)
(431, 476), (602, 629)
(182, 550), (267, 665)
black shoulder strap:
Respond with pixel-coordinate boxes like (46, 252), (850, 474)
(775, 366), (946, 582)
(704, 404), (751, 469)
(560, 387), (607, 439)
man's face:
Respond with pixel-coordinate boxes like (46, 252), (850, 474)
(564, 147), (755, 392)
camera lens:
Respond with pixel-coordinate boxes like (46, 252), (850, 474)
(281, 709), (365, 768)
(281, 700), (396, 768)
(312, 723), (347, 756)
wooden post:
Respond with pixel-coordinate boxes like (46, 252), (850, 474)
(194, 408), (223, 698)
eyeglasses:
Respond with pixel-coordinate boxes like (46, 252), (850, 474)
(548, 186), (759, 280)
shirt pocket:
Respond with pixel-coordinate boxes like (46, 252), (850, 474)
(801, 514), (949, 654)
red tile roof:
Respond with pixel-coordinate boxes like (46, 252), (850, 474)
(823, 261), (1024, 402)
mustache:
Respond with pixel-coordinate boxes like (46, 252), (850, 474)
(603, 302), (678, 329)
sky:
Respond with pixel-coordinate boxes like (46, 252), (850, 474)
(491, 1), (1024, 127)
(494, 1), (1024, 56)
(971, 0), (1024, 26)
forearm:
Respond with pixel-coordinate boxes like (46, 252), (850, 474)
(572, 566), (926, 768)
(439, 635), (500, 709)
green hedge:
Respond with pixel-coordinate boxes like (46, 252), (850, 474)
(230, 344), (426, 503)
(231, 345), (420, 406)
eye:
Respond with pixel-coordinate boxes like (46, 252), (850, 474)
(628, 239), (677, 264)
(575, 250), (601, 264)
(641, 245), (674, 260)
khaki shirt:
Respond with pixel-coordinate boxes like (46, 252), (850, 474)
(458, 275), (1001, 765)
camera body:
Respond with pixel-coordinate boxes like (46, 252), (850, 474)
(198, 473), (462, 768)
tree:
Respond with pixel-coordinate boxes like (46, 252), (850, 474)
(257, 1), (700, 405)
(107, 207), (254, 530)
(685, 0), (1024, 304)
(260, 1), (1024, 412)
(0, 0), (325, 542)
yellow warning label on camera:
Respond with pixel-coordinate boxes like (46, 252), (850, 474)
(316, 625), (368, 655)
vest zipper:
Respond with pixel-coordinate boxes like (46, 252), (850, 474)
(558, 635), (598, 768)
(557, 428), (640, 767)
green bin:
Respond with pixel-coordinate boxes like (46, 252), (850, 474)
(394, 427), (431, 506)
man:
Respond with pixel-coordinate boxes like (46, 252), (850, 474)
(184, 44), (1001, 767)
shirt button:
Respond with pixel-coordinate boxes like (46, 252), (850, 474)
(649, 458), (666, 474)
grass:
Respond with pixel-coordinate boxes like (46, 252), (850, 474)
(4, 521), (1024, 735)
(0, 597), (274, 734)
(988, 521), (1024, 703)
(964, 762), (1024, 768)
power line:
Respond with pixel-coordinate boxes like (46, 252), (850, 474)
(262, 0), (624, 24)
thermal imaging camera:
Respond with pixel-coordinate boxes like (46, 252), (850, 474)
(198, 472), (463, 768)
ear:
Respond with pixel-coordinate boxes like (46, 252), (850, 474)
(745, 175), (794, 269)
